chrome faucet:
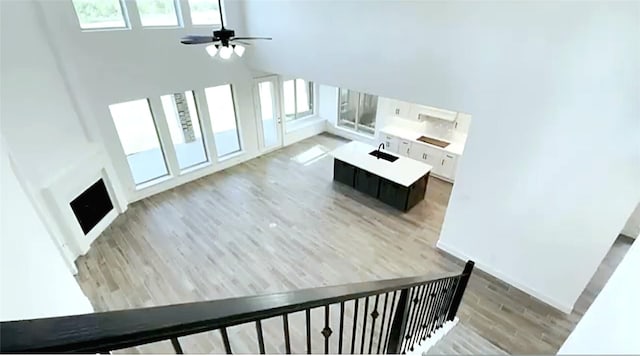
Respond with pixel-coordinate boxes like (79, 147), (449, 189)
(377, 143), (385, 159)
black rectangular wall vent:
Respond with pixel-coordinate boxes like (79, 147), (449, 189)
(70, 179), (114, 235)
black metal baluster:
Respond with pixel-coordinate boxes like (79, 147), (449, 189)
(170, 337), (184, 354)
(350, 299), (359, 354)
(322, 305), (332, 354)
(437, 279), (454, 328)
(432, 279), (450, 332)
(283, 314), (291, 354)
(382, 291), (398, 353)
(424, 280), (443, 338)
(360, 296), (370, 353)
(418, 282), (437, 342)
(367, 294), (380, 354)
(220, 327), (232, 354)
(306, 309), (312, 354)
(339, 301), (345, 354)
(376, 293), (390, 354)
(441, 278), (458, 326)
(446, 261), (474, 321)
(409, 284), (429, 350)
(402, 286), (421, 353)
(256, 320), (266, 354)
(386, 288), (411, 354)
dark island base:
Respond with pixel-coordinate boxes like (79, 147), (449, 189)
(333, 159), (429, 212)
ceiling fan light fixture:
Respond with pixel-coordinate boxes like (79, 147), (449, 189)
(205, 44), (218, 57)
(219, 45), (233, 59)
(234, 44), (245, 57)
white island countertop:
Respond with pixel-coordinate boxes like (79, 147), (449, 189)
(331, 141), (432, 187)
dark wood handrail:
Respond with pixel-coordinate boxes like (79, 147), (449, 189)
(1, 271), (468, 353)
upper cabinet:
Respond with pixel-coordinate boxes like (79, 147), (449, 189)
(390, 100), (412, 118)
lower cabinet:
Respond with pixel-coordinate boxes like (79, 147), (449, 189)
(378, 178), (409, 211)
(334, 159), (356, 186)
(355, 169), (380, 197)
(333, 159), (429, 212)
(379, 174), (429, 211)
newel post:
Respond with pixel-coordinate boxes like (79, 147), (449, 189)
(446, 260), (475, 321)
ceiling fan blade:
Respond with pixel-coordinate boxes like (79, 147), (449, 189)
(230, 40), (252, 46)
(180, 35), (217, 44)
(231, 37), (272, 41)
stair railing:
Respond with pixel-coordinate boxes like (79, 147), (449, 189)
(0, 261), (474, 354)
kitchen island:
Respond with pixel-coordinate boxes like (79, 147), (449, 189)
(331, 141), (432, 211)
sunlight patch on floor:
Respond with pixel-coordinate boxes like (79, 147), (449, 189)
(291, 145), (330, 166)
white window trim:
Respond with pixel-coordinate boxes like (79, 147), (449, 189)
(137, 0), (184, 29)
(72, 0), (131, 31)
(336, 89), (377, 137)
(282, 78), (317, 122)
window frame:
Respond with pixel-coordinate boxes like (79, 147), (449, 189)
(283, 78), (316, 122)
(337, 88), (378, 137)
(135, 0), (183, 28)
(186, 0), (223, 27)
(204, 83), (243, 159)
(160, 90), (210, 171)
(71, 0), (131, 31)
(108, 98), (171, 186)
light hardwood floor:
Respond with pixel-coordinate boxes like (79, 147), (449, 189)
(76, 133), (633, 354)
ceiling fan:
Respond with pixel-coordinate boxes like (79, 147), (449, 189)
(180, 0), (271, 59)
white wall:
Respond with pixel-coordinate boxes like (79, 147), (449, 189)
(241, 0), (640, 312)
(558, 239), (640, 354)
(34, 0), (324, 203)
(0, 140), (93, 321)
(621, 202), (640, 239)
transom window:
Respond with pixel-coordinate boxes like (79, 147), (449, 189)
(136, 0), (180, 27)
(283, 79), (314, 121)
(187, 0), (221, 26)
(71, 0), (128, 29)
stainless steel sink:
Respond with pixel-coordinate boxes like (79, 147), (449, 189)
(369, 150), (399, 162)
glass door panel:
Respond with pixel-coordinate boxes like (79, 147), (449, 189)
(255, 76), (283, 151)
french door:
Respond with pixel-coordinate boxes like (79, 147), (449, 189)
(254, 76), (283, 152)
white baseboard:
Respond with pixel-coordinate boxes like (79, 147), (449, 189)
(436, 240), (574, 314)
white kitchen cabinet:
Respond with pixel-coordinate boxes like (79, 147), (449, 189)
(439, 153), (458, 180)
(409, 142), (442, 168)
(454, 113), (472, 134)
(391, 100), (412, 118)
(381, 134), (399, 153)
(398, 140), (412, 156)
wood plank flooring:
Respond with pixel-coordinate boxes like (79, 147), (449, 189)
(76, 133), (633, 354)
(427, 323), (508, 355)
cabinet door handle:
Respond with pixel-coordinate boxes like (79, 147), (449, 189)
(441, 159), (445, 165)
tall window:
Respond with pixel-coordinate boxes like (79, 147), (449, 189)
(205, 84), (241, 157)
(160, 91), (208, 170)
(283, 79), (314, 121)
(338, 89), (378, 135)
(109, 99), (168, 185)
(187, 0), (221, 25)
(136, 0), (179, 27)
(71, 0), (128, 29)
